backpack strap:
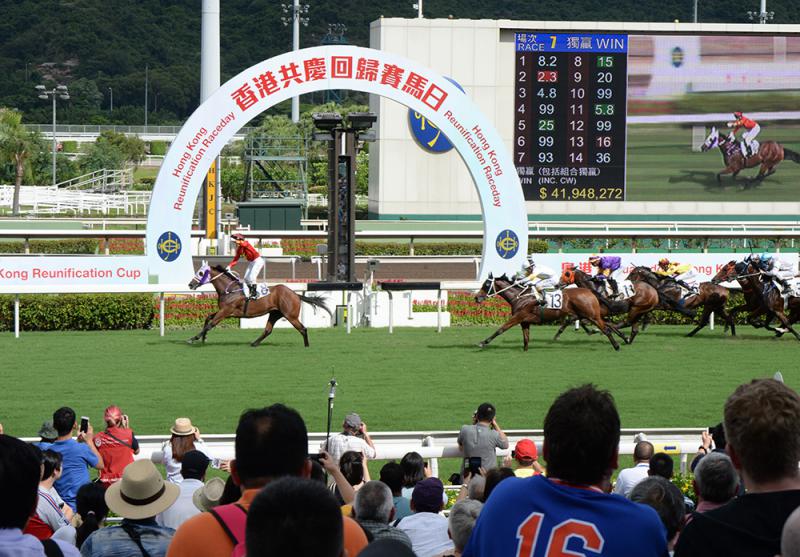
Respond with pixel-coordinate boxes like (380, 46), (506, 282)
(41, 539), (64, 557)
(209, 504), (248, 546)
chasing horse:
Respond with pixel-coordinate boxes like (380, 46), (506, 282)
(187, 261), (332, 347)
(626, 266), (734, 337)
(474, 274), (626, 351)
(557, 266), (660, 344)
(700, 126), (800, 187)
(712, 260), (800, 340)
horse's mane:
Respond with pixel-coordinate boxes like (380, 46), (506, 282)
(212, 264), (226, 272)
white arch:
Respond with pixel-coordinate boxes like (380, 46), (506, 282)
(146, 45), (528, 284)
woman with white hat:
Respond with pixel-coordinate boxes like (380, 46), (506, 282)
(161, 418), (208, 484)
(80, 460), (179, 556)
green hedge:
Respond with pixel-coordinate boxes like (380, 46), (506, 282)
(0, 239), (99, 255)
(0, 294), (153, 331)
(281, 239), (549, 257)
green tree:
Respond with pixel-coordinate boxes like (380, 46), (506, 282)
(80, 130), (145, 173)
(0, 108), (40, 214)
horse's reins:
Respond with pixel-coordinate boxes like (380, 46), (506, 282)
(202, 269), (245, 295)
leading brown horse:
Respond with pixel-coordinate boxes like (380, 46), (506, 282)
(474, 275), (626, 351)
(557, 267), (660, 344)
(186, 262), (332, 347)
(700, 126), (800, 187)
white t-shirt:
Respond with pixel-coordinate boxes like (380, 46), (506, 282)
(319, 433), (376, 464)
(162, 439), (209, 483)
(613, 462), (650, 497)
(396, 512), (454, 557)
(157, 478), (203, 530)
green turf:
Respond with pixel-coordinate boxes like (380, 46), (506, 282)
(1, 325), (796, 439)
(626, 124), (800, 201)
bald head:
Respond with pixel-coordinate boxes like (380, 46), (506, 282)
(633, 441), (654, 463)
(782, 506), (800, 557)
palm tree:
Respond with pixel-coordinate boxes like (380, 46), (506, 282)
(0, 108), (38, 215)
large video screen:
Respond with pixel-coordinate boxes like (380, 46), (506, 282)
(513, 32), (800, 202)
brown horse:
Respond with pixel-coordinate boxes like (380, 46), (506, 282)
(712, 260), (800, 339)
(626, 266), (734, 337)
(186, 262), (332, 347)
(474, 275), (625, 351)
(557, 267), (660, 344)
(700, 126), (800, 187)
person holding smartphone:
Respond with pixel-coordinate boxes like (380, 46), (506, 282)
(93, 405), (139, 488)
(44, 407), (104, 511)
(457, 403), (508, 477)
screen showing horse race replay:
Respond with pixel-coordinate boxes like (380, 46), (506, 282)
(514, 32), (800, 202)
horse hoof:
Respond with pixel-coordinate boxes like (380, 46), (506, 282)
(477, 342), (487, 349)
(614, 345), (620, 351)
(250, 342), (259, 347)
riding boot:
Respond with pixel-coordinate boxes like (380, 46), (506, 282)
(249, 284), (258, 299)
(608, 277), (619, 297)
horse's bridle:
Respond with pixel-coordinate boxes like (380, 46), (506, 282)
(480, 277), (528, 299)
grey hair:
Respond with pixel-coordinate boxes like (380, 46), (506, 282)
(781, 505), (800, 557)
(353, 481), (394, 523)
(694, 452), (738, 504)
(467, 475), (485, 501)
(449, 499), (483, 551)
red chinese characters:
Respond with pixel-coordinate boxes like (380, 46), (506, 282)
(331, 56), (353, 78)
(356, 58), (380, 81)
(304, 58), (326, 81)
(279, 62), (303, 87)
(380, 64), (405, 88)
(402, 72), (428, 99)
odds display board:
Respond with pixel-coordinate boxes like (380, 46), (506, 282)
(514, 33), (628, 201)
(511, 30), (800, 203)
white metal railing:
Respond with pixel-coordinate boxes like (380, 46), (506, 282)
(59, 168), (134, 192)
(0, 188), (150, 216)
(20, 428), (705, 477)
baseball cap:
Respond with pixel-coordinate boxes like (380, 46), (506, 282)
(475, 403), (496, 421)
(411, 477), (444, 513)
(180, 450), (210, 477)
(514, 439), (538, 462)
(344, 413), (362, 429)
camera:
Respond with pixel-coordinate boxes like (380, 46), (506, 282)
(464, 456), (482, 475)
(308, 453), (324, 463)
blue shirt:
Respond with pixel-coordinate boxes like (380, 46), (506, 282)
(80, 519), (174, 557)
(393, 495), (413, 521)
(46, 439), (99, 511)
(463, 475), (668, 557)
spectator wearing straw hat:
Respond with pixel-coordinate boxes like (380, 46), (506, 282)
(157, 450), (210, 530)
(162, 418), (208, 484)
(34, 421), (58, 448)
(94, 405), (139, 488)
(80, 460), (179, 557)
(192, 477), (226, 512)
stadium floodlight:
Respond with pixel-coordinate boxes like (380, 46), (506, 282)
(35, 84), (70, 186)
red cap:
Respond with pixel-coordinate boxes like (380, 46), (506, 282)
(515, 438), (538, 461)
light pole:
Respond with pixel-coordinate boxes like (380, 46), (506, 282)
(108, 86), (113, 113)
(748, 0), (774, 22)
(281, 1), (309, 123)
(35, 84), (69, 187)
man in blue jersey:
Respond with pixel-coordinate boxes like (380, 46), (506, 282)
(463, 385), (668, 557)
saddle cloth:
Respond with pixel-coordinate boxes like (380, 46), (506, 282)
(243, 282), (270, 299)
(545, 290), (564, 309)
(618, 280), (636, 300)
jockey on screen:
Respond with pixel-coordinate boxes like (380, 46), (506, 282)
(656, 258), (697, 293)
(228, 233), (263, 299)
(727, 111), (760, 157)
(513, 255), (557, 302)
(589, 255), (622, 297)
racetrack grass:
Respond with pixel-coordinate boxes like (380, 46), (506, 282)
(1, 325), (796, 439)
(626, 123), (800, 201)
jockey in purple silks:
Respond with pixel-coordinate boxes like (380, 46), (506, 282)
(589, 255), (622, 297)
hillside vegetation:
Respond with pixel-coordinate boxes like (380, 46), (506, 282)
(2, 0), (800, 125)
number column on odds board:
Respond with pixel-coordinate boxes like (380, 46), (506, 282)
(534, 53), (561, 169)
(514, 54), (534, 169)
(567, 54), (588, 168)
(588, 53), (627, 190)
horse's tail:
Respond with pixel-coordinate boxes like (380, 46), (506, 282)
(298, 294), (334, 318)
(784, 148), (800, 164)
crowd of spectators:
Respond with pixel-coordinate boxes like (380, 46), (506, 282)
(2, 377), (800, 556)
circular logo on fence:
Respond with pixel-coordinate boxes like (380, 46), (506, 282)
(156, 231), (182, 262)
(408, 77), (464, 153)
(671, 47), (684, 68)
(495, 229), (519, 259)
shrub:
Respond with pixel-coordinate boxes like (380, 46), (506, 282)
(150, 141), (168, 156)
(158, 294), (237, 329)
(0, 239), (98, 255)
(0, 294), (153, 331)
